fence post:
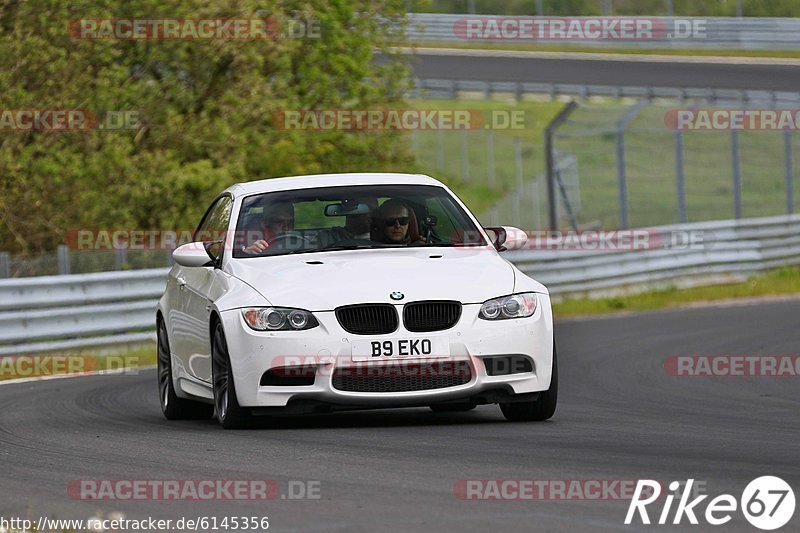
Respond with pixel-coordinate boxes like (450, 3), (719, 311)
(57, 244), (71, 275)
(487, 130), (496, 189)
(0, 252), (9, 278)
(513, 138), (523, 227)
(461, 129), (470, 182)
(731, 131), (742, 220)
(785, 130), (794, 215)
(546, 100), (579, 230)
(674, 131), (687, 223)
(615, 100), (647, 229)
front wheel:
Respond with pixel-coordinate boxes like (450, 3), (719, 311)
(212, 322), (251, 429)
(500, 341), (558, 422)
(157, 319), (213, 420)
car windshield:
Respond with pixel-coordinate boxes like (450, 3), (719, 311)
(232, 184), (487, 258)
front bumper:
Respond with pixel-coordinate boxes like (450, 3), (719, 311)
(220, 295), (554, 409)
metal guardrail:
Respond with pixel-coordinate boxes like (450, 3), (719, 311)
(509, 214), (800, 298)
(407, 14), (800, 50)
(411, 78), (800, 107)
(0, 268), (168, 355)
(1, 214), (798, 354)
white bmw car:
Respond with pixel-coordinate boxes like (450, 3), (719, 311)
(157, 173), (557, 428)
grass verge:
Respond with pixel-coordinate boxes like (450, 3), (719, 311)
(553, 266), (800, 318)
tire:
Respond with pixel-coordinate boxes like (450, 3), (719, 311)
(211, 321), (251, 429)
(429, 404), (476, 413)
(500, 340), (558, 422)
(157, 319), (213, 420)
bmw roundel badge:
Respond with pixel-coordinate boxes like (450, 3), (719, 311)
(390, 291), (404, 301)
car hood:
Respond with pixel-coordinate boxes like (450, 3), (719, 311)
(226, 247), (536, 311)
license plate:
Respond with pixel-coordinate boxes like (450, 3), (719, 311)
(351, 338), (450, 362)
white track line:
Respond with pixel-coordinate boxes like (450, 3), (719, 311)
(396, 46), (800, 66)
(0, 365), (156, 386)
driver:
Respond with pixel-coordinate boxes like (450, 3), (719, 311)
(242, 203), (294, 254)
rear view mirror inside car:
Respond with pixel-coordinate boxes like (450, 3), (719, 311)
(324, 202), (371, 216)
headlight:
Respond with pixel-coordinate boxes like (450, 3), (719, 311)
(241, 307), (319, 331)
(479, 293), (538, 320)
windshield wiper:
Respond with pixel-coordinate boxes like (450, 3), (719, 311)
(319, 244), (374, 251)
(416, 242), (485, 247)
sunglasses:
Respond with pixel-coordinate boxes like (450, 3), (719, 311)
(384, 216), (409, 227)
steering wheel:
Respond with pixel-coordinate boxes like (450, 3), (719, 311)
(267, 232), (314, 249)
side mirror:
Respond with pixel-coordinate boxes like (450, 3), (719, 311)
(172, 242), (216, 267)
(484, 226), (528, 252)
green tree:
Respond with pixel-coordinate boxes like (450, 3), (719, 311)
(0, 0), (412, 254)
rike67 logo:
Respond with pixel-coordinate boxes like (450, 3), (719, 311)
(626, 477), (795, 530)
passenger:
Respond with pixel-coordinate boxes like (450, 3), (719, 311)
(372, 199), (425, 245)
(242, 203), (295, 254)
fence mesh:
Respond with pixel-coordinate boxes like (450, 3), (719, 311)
(553, 100), (798, 229)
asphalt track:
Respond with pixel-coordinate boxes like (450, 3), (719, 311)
(404, 50), (800, 91)
(1, 299), (798, 532)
